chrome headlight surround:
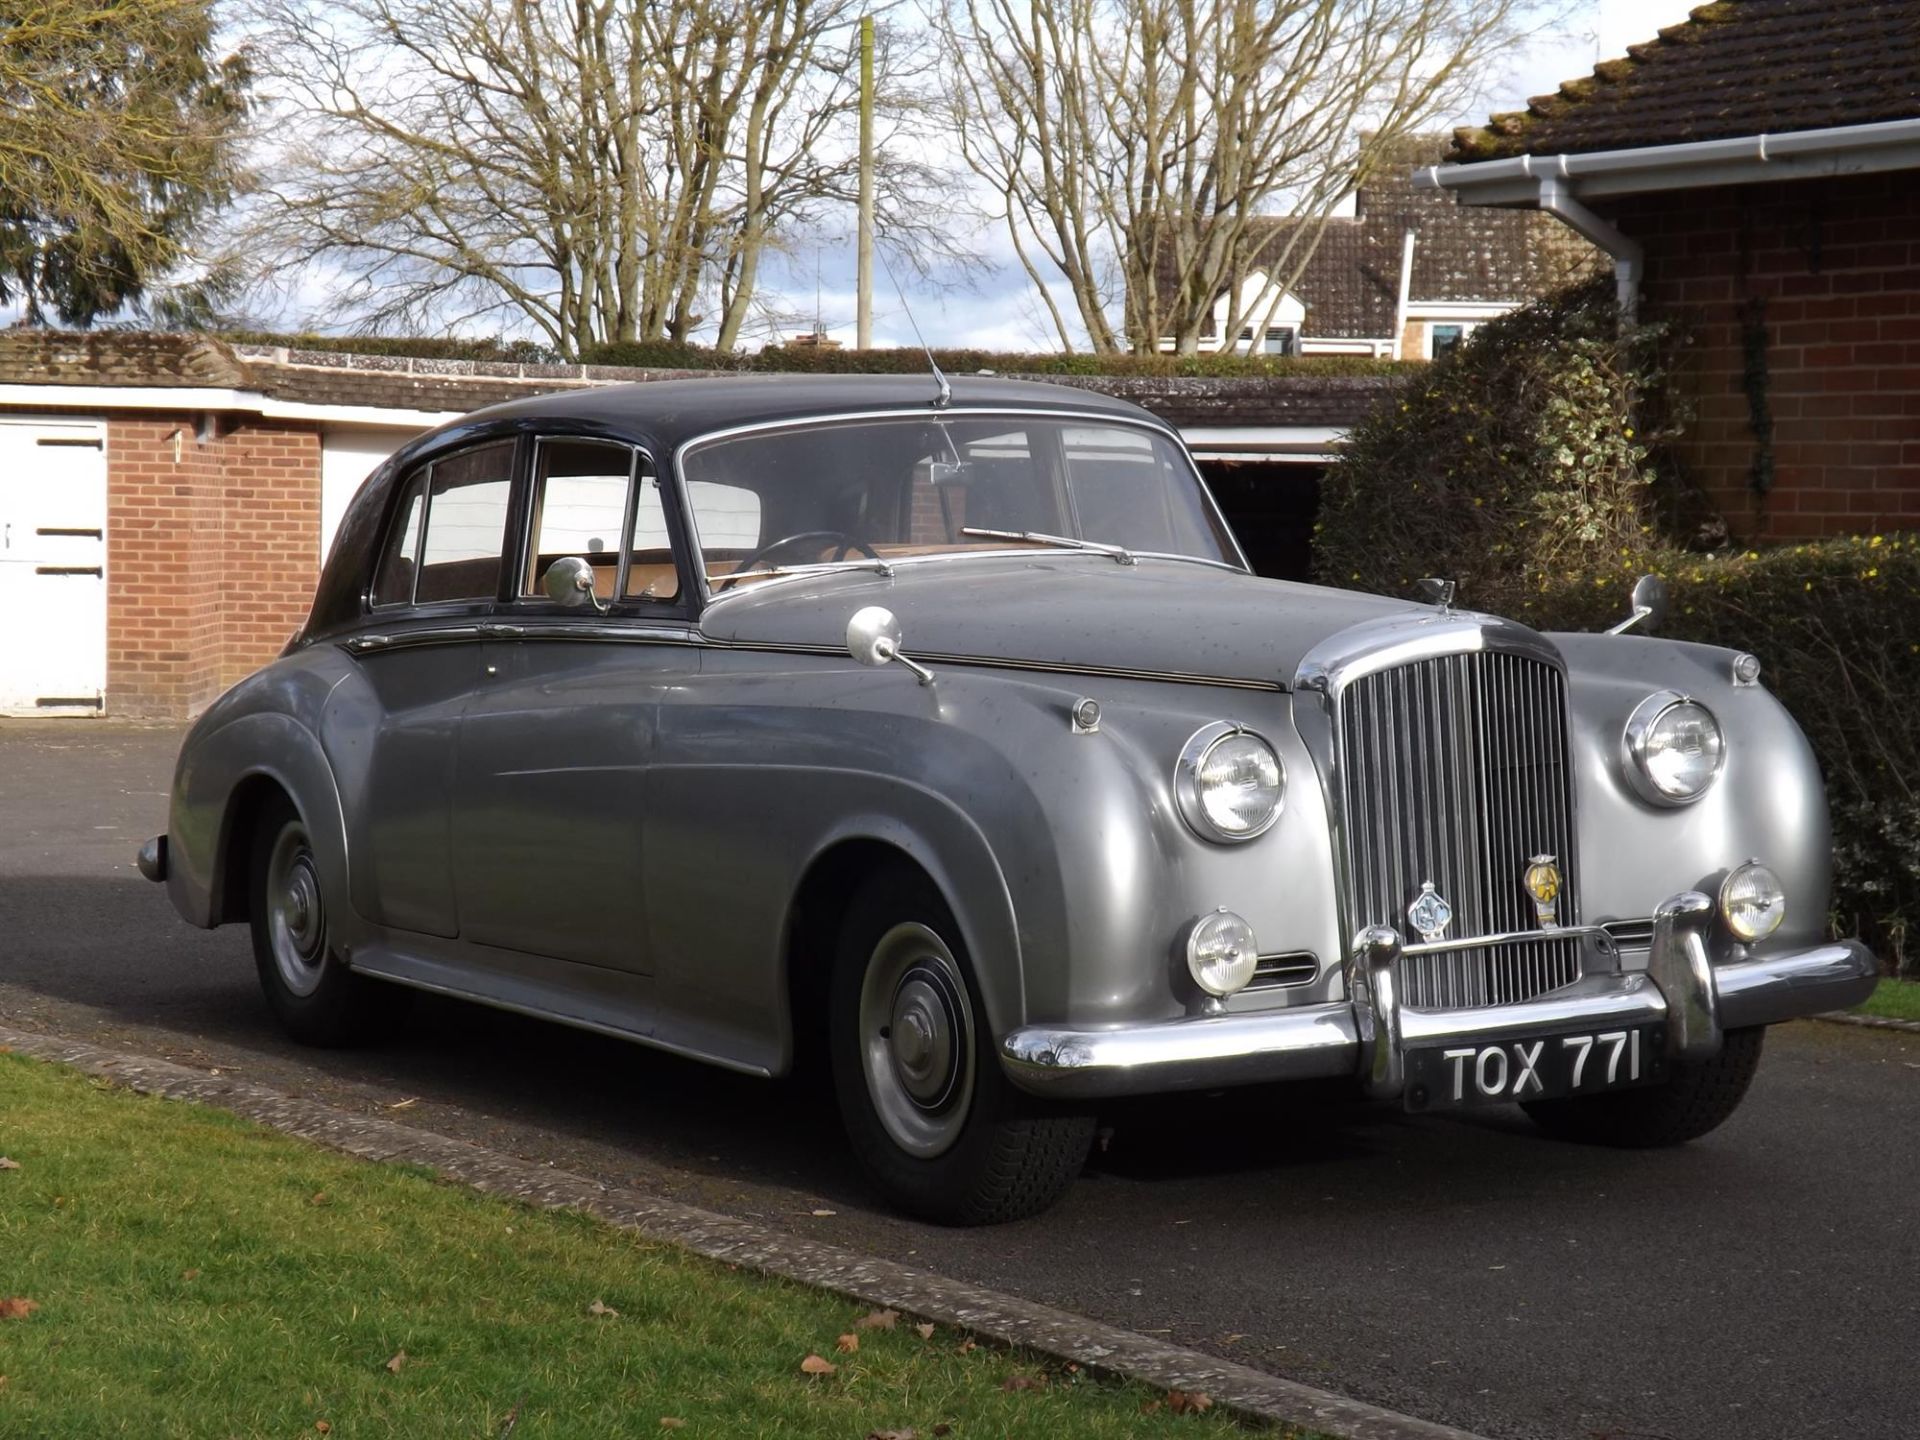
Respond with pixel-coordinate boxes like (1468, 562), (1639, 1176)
(1622, 690), (1725, 807)
(1174, 722), (1285, 842)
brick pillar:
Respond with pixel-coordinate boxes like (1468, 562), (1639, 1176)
(219, 421), (322, 690)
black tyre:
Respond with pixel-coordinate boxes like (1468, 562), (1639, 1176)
(829, 864), (1095, 1225)
(248, 794), (399, 1046)
(1522, 1026), (1765, 1147)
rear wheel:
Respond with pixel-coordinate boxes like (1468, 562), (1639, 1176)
(829, 865), (1094, 1224)
(1522, 1026), (1765, 1147)
(248, 795), (397, 1046)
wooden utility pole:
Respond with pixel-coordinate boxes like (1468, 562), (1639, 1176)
(856, 13), (874, 349)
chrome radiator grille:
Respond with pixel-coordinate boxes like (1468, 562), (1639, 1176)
(1336, 650), (1579, 1009)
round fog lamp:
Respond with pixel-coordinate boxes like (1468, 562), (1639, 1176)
(1720, 862), (1786, 942)
(1186, 909), (1258, 997)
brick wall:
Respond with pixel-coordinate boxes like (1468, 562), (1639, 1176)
(1608, 171), (1920, 541)
(95, 412), (321, 719)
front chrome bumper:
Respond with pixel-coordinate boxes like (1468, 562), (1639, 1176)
(999, 889), (1877, 1101)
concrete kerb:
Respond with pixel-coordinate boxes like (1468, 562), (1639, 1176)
(1812, 1010), (1920, 1035)
(0, 1022), (1491, 1440)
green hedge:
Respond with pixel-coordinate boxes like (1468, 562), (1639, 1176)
(1521, 539), (1917, 971)
(578, 338), (1408, 379)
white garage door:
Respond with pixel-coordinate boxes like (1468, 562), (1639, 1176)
(0, 418), (108, 716)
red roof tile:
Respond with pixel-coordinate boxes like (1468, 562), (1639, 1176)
(1451, 0), (1920, 162)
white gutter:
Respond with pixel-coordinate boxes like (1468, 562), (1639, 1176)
(1390, 230), (1416, 360)
(1416, 116), (1920, 203)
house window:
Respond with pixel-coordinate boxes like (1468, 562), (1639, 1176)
(1429, 323), (1470, 357)
(1262, 326), (1297, 356)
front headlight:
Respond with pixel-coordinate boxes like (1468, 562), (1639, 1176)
(1623, 691), (1724, 805)
(1175, 723), (1284, 841)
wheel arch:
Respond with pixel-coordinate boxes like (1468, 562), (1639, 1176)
(779, 815), (1024, 1078)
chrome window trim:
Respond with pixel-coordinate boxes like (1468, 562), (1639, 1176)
(1172, 720), (1285, 842)
(519, 435), (643, 602)
(671, 406), (1252, 611)
(1621, 689), (1724, 808)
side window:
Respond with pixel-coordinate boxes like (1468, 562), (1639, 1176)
(416, 442), (514, 604)
(524, 439), (650, 601)
(370, 470), (427, 607)
(622, 473), (683, 601)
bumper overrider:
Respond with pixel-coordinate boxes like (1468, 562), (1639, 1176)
(998, 890), (1877, 1101)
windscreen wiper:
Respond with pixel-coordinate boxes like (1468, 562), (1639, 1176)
(959, 527), (1136, 566)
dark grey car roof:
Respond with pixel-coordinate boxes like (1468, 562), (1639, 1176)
(459, 373), (1161, 453)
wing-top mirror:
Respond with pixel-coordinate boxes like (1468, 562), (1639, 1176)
(846, 605), (934, 686)
(1609, 574), (1668, 635)
(542, 555), (608, 613)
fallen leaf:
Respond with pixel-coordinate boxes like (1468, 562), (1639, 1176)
(315, 1423), (332, 1435)
(810, 1208), (836, 1217)
(389, 1097), (419, 1110)
(799, 1354), (837, 1376)
(587, 1300), (620, 1319)
(659, 1420), (685, 1430)
(1167, 1390), (1213, 1415)
(1001, 1374), (1044, 1392)
(0, 1157), (19, 1170)
(955, 1339), (977, 1355)
(309, 1192), (329, 1207)
(0, 1045), (11, 1053)
(0, 1299), (38, 1321)
(1065, 1362), (1081, 1374)
(181, 1268), (200, 1282)
(836, 1332), (859, 1354)
(932, 1426), (952, 1437)
(915, 1322), (935, 1340)
(855, 1308), (899, 1330)
(866, 1429), (918, 1440)
(385, 1349), (407, 1374)
(1140, 1400), (1164, 1414)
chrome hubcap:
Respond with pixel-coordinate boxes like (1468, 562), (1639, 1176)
(859, 922), (975, 1158)
(266, 823), (328, 998)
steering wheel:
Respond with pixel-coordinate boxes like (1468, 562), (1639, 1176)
(718, 530), (880, 590)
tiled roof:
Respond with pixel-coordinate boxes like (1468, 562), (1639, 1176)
(0, 331), (254, 388)
(1451, 0), (1920, 162)
(0, 332), (1395, 431)
(1151, 145), (1600, 340)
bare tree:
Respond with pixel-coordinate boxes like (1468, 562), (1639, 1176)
(241, 0), (963, 353)
(937, 0), (1549, 353)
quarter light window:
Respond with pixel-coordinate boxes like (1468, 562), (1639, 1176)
(416, 441), (514, 603)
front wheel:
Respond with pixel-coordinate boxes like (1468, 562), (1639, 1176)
(829, 866), (1094, 1224)
(248, 795), (398, 1046)
(1522, 1026), (1765, 1147)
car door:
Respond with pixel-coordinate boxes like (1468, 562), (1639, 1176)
(450, 436), (698, 973)
(343, 438), (517, 938)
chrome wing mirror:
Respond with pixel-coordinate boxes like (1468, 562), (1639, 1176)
(846, 605), (933, 685)
(1608, 573), (1667, 635)
(542, 555), (608, 614)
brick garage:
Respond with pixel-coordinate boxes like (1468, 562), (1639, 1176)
(98, 415), (321, 718)
(1431, 0), (1920, 543)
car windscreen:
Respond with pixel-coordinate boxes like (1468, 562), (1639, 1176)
(677, 415), (1238, 585)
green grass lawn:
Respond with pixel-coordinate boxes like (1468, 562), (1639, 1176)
(1857, 976), (1920, 1022)
(0, 1053), (1261, 1439)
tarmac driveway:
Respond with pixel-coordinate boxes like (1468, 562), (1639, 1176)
(2, 719), (1916, 1440)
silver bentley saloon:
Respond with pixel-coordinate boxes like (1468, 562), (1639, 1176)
(139, 374), (1876, 1223)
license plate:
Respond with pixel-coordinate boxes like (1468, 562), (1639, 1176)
(1403, 1024), (1667, 1113)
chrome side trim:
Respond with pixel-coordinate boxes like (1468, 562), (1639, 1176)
(341, 625), (486, 654)
(701, 638), (1286, 692)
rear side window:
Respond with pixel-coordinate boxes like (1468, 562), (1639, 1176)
(416, 442), (514, 603)
(370, 472), (426, 607)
